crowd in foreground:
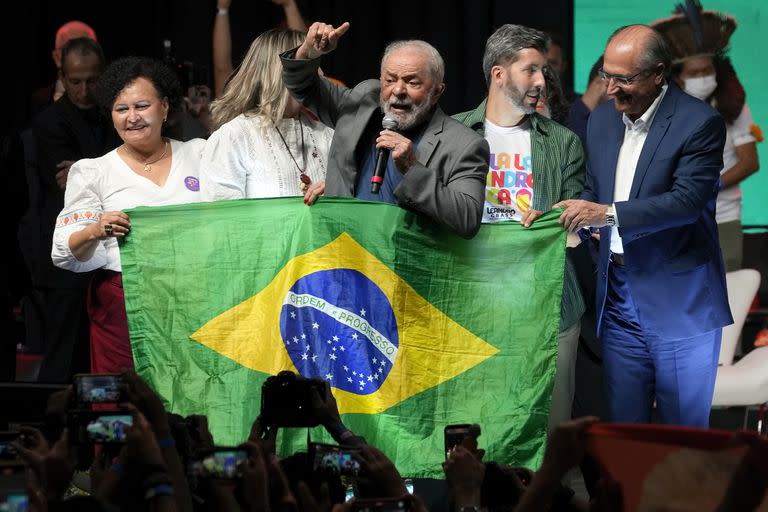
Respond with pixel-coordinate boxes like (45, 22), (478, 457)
(2, 369), (767, 512)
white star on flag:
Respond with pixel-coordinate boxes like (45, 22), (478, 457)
(359, 380), (365, 387)
(292, 336), (298, 343)
(330, 353), (337, 361)
(373, 373), (379, 380)
(372, 357), (378, 364)
(360, 308), (366, 316)
(325, 373), (333, 380)
(290, 311), (296, 319)
(343, 365), (349, 372)
(301, 334), (306, 340)
(367, 375), (373, 382)
(351, 333), (358, 340)
(311, 354), (318, 362)
(312, 322), (319, 329)
(301, 353), (308, 360)
(347, 377), (353, 383)
(332, 335), (339, 342)
(340, 346), (346, 352)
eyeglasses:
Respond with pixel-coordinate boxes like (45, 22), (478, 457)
(598, 68), (650, 86)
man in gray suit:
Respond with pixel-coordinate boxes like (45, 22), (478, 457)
(281, 22), (489, 238)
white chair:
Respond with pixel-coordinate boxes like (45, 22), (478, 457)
(712, 269), (767, 432)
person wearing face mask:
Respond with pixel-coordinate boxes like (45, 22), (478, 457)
(51, 57), (206, 373)
(653, 3), (761, 271)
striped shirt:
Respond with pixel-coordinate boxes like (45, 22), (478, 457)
(453, 99), (586, 331)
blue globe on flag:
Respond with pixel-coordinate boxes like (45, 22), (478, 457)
(279, 269), (399, 395)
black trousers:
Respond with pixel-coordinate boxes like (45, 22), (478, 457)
(36, 287), (90, 382)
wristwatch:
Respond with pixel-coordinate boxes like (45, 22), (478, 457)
(605, 205), (617, 227)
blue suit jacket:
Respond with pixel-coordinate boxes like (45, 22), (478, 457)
(582, 82), (732, 339)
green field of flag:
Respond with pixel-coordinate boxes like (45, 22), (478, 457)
(120, 197), (565, 477)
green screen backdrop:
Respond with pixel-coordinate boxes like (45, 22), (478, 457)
(575, 0), (767, 226)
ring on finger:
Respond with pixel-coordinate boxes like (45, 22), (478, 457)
(105, 224), (114, 236)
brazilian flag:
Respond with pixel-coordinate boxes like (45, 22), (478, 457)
(120, 197), (565, 477)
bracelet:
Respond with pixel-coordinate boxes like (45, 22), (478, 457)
(157, 436), (176, 449)
(145, 483), (175, 500)
(217, 7), (228, 15)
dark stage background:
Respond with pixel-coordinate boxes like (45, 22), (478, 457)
(13, 0), (574, 130)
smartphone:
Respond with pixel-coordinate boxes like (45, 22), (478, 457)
(189, 448), (247, 479)
(351, 496), (412, 512)
(444, 423), (481, 459)
(74, 373), (124, 404)
(69, 411), (133, 444)
(260, 371), (327, 427)
(309, 442), (361, 477)
(0, 490), (28, 512)
(0, 432), (24, 467)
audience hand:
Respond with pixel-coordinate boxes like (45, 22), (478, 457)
(444, 445), (485, 509)
(540, 416), (599, 480)
(122, 369), (171, 436)
(354, 445), (407, 499)
(14, 427), (75, 504)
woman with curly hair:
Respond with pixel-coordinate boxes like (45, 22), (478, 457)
(200, 29), (333, 205)
(51, 56), (205, 373)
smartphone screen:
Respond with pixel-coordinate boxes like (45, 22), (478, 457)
(0, 432), (24, 467)
(74, 374), (123, 404)
(444, 424), (472, 459)
(310, 443), (361, 477)
(85, 414), (133, 443)
(0, 492), (29, 512)
(189, 449), (247, 479)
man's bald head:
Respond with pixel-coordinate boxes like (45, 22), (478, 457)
(601, 24), (670, 120)
(606, 24), (671, 76)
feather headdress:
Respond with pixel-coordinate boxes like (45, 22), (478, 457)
(650, 0), (737, 63)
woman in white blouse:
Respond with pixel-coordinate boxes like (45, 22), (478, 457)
(201, 29), (333, 205)
(52, 57), (205, 373)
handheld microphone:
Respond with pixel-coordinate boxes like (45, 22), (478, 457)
(370, 115), (399, 194)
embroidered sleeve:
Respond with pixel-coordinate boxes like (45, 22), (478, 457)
(51, 160), (108, 272)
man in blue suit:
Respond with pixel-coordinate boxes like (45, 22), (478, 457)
(554, 25), (732, 427)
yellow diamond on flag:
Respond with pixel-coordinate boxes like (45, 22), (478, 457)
(190, 232), (499, 414)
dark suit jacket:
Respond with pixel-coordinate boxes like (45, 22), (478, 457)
(32, 95), (119, 288)
(281, 49), (489, 238)
(583, 82), (732, 339)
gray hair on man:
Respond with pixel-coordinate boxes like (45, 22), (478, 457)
(381, 40), (445, 85)
(607, 24), (672, 75)
(482, 24), (549, 86)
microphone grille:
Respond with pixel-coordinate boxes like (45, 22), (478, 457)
(382, 115), (399, 130)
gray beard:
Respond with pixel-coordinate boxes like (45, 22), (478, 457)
(380, 89), (435, 130)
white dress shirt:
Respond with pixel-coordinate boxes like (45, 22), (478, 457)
(610, 84), (668, 254)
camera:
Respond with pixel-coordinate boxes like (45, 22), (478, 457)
(444, 423), (481, 459)
(74, 373), (124, 404)
(351, 497), (412, 512)
(68, 411), (133, 444)
(260, 371), (327, 428)
(309, 442), (361, 477)
(188, 447), (247, 479)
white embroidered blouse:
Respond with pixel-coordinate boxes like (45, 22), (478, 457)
(199, 113), (333, 201)
(52, 138), (206, 273)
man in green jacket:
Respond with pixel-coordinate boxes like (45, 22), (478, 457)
(454, 24), (586, 431)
